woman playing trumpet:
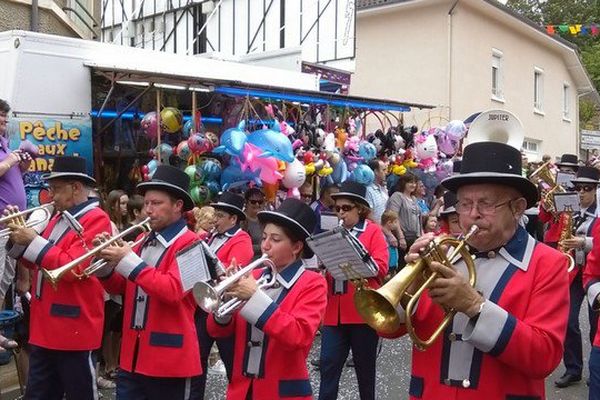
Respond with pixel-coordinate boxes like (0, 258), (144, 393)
(206, 198), (327, 399)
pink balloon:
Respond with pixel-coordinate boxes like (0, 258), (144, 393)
(437, 133), (459, 156)
(141, 112), (158, 140)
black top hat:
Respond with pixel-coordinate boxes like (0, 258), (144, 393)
(211, 191), (246, 221)
(330, 181), (370, 208)
(440, 191), (458, 216)
(571, 166), (600, 185)
(137, 165), (194, 211)
(555, 154), (580, 169)
(44, 156), (96, 185)
(452, 160), (462, 175)
(442, 142), (539, 208)
(258, 198), (317, 258)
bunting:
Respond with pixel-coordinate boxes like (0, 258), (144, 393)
(546, 23), (600, 37)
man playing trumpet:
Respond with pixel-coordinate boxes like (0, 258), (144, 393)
(6, 156), (111, 400)
(385, 142), (569, 399)
(92, 165), (203, 400)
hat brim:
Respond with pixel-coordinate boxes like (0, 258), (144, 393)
(439, 206), (457, 216)
(210, 202), (246, 221)
(555, 162), (580, 169)
(257, 211), (313, 258)
(43, 172), (96, 186)
(137, 181), (194, 211)
(442, 172), (539, 208)
(571, 178), (600, 185)
(330, 192), (370, 208)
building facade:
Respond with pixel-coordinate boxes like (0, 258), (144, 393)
(354, 0), (598, 160)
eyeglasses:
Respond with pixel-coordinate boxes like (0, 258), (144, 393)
(335, 204), (356, 213)
(248, 199), (264, 205)
(300, 193), (312, 199)
(455, 198), (518, 215)
(574, 185), (596, 193)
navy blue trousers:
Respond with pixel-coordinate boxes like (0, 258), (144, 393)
(25, 345), (97, 400)
(563, 268), (599, 376)
(116, 369), (202, 400)
(194, 308), (235, 398)
(318, 324), (379, 400)
(589, 346), (600, 400)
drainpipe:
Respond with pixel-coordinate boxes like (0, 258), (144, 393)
(447, 0), (459, 120)
(31, 0), (39, 32)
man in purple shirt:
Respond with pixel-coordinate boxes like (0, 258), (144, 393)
(0, 99), (30, 302)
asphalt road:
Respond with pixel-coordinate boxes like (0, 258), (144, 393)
(5, 307), (592, 400)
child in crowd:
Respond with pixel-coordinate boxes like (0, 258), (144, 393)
(423, 215), (440, 234)
(381, 210), (403, 278)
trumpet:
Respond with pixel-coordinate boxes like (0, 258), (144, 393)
(42, 217), (151, 286)
(354, 226), (478, 351)
(193, 254), (277, 318)
(0, 203), (55, 238)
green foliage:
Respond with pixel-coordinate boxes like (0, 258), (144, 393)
(580, 100), (597, 129)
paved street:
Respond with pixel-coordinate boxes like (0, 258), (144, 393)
(4, 307), (592, 400)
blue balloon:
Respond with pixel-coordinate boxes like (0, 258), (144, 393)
(330, 158), (348, 184)
(205, 180), (221, 197)
(350, 164), (375, 186)
(358, 141), (377, 162)
(201, 159), (222, 181)
(220, 165), (260, 190)
(247, 128), (294, 162)
(182, 120), (194, 139)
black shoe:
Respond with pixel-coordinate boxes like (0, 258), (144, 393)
(554, 373), (582, 388)
(345, 357), (355, 368)
(587, 378), (590, 387)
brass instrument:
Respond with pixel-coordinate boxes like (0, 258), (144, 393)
(193, 254), (277, 318)
(42, 217), (151, 286)
(528, 161), (564, 215)
(354, 226), (478, 351)
(557, 207), (576, 273)
(0, 203), (55, 238)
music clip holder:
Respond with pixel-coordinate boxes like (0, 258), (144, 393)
(306, 227), (378, 281)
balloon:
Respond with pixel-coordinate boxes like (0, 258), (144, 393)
(141, 112), (158, 140)
(446, 120), (467, 140)
(350, 164), (375, 186)
(213, 122), (247, 157)
(330, 158), (348, 184)
(358, 141), (377, 162)
(188, 134), (212, 155)
(176, 141), (191, 161)
(156, 143), (173, 162)
(415, 133), (438, 160)
(147, 159), (158, 178)
(436, 132), (459, 156)
(190, 185), (210, 205)
(281, 159), (306, 189)
(184, 165), (199, 183)
(160, 107), (183, 133)
(220, 164), (261, 190)
(435, 159), (454, 181)
(201, 159), (221, 181)
(182, 120), (195, 139)
(205, 180), (221, 197)
(247, 128), (294, 162)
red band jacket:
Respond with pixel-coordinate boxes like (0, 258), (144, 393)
(208, 225), (253, 267)
(99, 219), (201, 378)
(207, 260), (327, 399)
(13, 200), (111, 350)
(583, 217), (600, 347)
(538, 206), (562, 243)
(323, 219), (389, 326)
(383, 226), (569, 400)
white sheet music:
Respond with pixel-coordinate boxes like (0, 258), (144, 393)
(306, 227), (378, 280)
(556, 171), (576, 189)
(176, 241), (211, 292)
(554, 192), (581, 213)
(320, 212), (339, 231)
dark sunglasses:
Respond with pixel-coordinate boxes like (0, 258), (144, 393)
(574, 185), (596, 193)
(335, 204), (356, 213)
(248, 199), (264, 205)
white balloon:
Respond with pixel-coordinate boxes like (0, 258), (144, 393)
(282, 158), (306, 189)
(446, 120), (467, 140)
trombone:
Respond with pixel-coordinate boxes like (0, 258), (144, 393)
(42, 217), (151, 286)
(0, 203), (55, 238)
(354, 226), (478, 351)
(193, 254), (277, 318)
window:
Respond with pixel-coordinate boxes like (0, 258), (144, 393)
(523, 140), (539, 153)
(534, 67), (544, 113)
(491, 49), (503, 100)
(563, 83), (570, 120)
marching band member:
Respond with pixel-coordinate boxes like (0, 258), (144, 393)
(7, 156), (112, 400)
(207, 198), (327, 399)
(538, 153), (579, 248)
(438, 191), (461, 236)
(583, 207), (600, 400)
(555, 166), (600, 388)
(387, 142), (569, 399)
(94, 165), (202, 399)
(318, 181), (388, 400)
(196, 191), (253, 392)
